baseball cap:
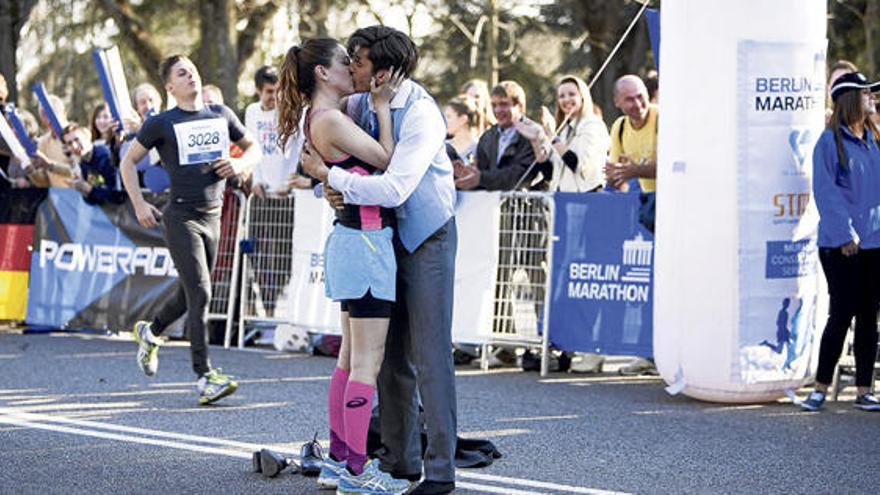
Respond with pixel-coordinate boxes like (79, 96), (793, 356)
(830, 71), (880, 102)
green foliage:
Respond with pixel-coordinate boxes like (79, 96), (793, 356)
(12, 0), (876, 129)
(828, 0), (879, 74)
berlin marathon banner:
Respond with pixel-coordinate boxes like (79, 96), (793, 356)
(27, 189), (179, 331)
(736, 40), (826, 383)
(549, 192), (654, 358)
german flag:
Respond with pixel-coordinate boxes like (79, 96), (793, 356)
(0, 224), (33, 320)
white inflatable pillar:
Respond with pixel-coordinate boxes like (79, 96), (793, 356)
(655, 0), (827, 402)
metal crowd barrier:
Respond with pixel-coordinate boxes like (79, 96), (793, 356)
(481, 191), (554, 376)
(236, 194), (297, 348)
(225, 190), (556, 375)
(207, 188), (246, 349)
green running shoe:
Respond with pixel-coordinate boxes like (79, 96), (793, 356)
(133, 321), (160, 376)
(197, 369), (238, 405)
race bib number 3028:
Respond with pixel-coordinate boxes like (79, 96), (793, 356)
(173, 118), (230, 165)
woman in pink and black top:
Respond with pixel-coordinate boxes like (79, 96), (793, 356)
(277, 39), (409, 494)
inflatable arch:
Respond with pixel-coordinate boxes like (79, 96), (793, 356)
(654, 0), (827, 402)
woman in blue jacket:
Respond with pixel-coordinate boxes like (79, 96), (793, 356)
(802, 72), (880, 412)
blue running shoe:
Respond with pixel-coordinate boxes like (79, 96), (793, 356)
(336, 459), (410, 495)
(853, 393), (880, 411)
(800, 390), (825, 411)
(318, 456), (347, 489)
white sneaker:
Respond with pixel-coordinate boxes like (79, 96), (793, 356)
(336, 459), (410, 495)
(619, 357), (658, 376)
(318, 456), (347, 489)
(133, 321), (160, 376)
(570, 352), (605, 373)
(196, 369), (238, 405)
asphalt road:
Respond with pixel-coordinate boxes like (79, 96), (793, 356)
(0, 331), (877, 494)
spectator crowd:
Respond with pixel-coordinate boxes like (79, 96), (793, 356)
(2, 47), (875, 379)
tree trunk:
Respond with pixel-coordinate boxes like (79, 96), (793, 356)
(865, 0), (879, 76)
(487, 0), (499, 88)
(0, 0), (38, 105)
(95, 0), (165, 93)
(581, 1), (649, 121)
(298, 0), (329, 39)
(194, 0), (239, 110)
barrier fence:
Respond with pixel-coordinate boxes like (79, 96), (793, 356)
(214, 191), (556, 371)
(485, 192), (553, 374)
(19, 187), (656, 377)
(16, 187), (879, 385)
(206, 188), (246, 348)
(234, 194), (297, 348)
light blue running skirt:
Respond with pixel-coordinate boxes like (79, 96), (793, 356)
(323, 223), (396, 302)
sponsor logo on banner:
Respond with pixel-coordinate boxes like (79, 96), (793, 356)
(753, 77), (823, 112)
(787, 128), (813, 175)
(772, 191), (810, 224)
(39, 240), (178, 277)
(567, 233), (652, 303)
(765, 239), (816, 279)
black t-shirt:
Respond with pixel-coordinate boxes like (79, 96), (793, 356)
(136, 104), (246, 205)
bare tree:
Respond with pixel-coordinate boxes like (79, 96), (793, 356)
(298, 0), (331, 39)
(0, 0), (39, 104)
(96, 0), (279, 110)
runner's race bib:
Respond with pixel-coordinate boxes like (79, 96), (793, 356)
(173, 118), (230, 165)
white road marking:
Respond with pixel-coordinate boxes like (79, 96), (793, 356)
(0, 413), (252, 459)
(456, 481), (547, 494)
(0, 406), (623, 494)
(459, 428), (531, 438)
(0, 407), (269, 451)
(496, 414), (580, 422)
(458, 472), (630, 494)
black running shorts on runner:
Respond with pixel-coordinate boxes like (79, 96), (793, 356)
(340, 290), (393, 318)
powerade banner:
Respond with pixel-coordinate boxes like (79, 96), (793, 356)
(549, 192), (653, 357)
(26, 188), (179, 331)
(736, 40), (825, 383)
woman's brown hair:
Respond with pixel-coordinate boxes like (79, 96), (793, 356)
(277, 38), (342, 149)
(829, 88), (880, 167)
(445, 96), (478, 130)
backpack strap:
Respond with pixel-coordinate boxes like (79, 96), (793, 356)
(615, 109), (659, 156)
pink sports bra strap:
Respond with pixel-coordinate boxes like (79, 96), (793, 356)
(304, 108), (333, 144)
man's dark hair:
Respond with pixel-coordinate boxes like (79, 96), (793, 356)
(62, 122), (81, 136)
(254, 65), (279, 90)
(61, 122), (89, 144)
(347, 26), (418, 78)
(158, 54), (189, 84)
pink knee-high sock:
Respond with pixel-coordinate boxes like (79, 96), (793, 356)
(328, 367), (350, 462)
(343, 380), (375, 475)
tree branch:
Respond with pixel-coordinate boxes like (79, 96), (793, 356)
(95, 0), (164, 88)
(836, 0), (865, 20)
(236, 0), (280, 68)
(12, 0), (39, 33)
(355, 0), (384, 25)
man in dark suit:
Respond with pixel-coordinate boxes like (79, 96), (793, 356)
(454, 80), (551, 191)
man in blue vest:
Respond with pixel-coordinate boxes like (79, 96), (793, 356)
(301, 25), (457, 495)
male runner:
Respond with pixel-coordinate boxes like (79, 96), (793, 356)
(119, 54), (259, 405)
